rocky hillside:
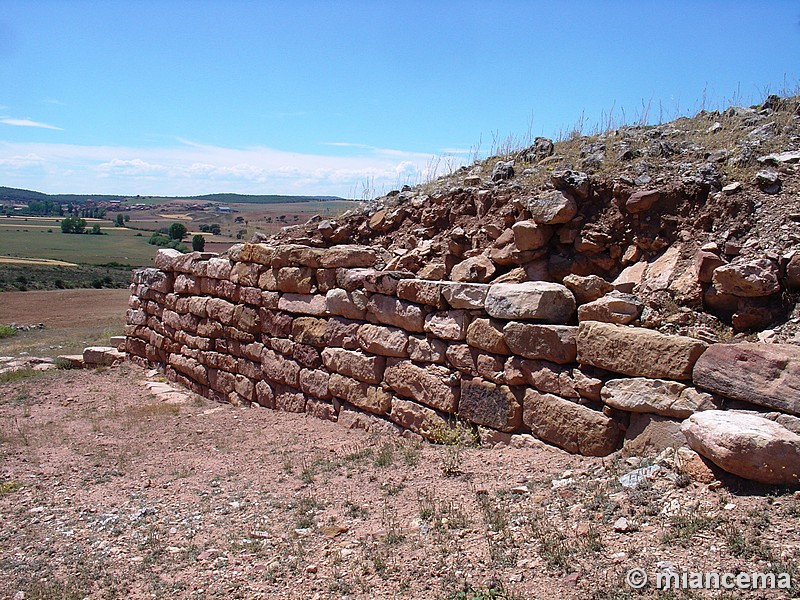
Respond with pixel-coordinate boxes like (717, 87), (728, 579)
(263, 94), (800, 344)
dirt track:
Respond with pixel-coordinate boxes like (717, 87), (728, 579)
(0, 289), (130, 329)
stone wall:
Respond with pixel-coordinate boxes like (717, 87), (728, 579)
(124, 244), (800, 470)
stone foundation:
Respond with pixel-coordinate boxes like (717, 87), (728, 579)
(124, 245), (800, 462)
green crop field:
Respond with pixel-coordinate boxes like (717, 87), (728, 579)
(0, 217), (158, 265)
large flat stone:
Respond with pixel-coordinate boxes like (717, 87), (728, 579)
(503, 323), (577, 364)
(682, 411), (800, 485)
(693, 342), (800, 415)
(328, 373), (392, 415)
(384, 359), (459, 413)
(484, 282), (576, 323)
(523, 389), (619, 456)
(458, 377), (522, 432)
(576, 322), (707, 381)
(601, 378), (717, 418)
(321, 347), (385, 384)
(356, 323), (410, 357)
(366, 294), (427, 332)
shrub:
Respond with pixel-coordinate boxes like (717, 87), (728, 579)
(192, 234), (205, 251)
(169, 222), (187, 241)
(0, 324), (17, 339)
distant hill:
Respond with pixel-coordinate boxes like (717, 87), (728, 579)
(0, 186), (349, 205)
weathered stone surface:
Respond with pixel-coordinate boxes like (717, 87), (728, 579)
(562, 273), (613, 304)
(439, 282), (490, 309)
(275, 266), (314, 293)
(238, 243), (274, 265)
(174, 273), (200, 295)
(366, 294), (426, 332)
(449, 255), (496, 283)
(504, 357), (579, 398)
(384, 359), (459, 413)
(260, 348), (300, 387)
(576, 322), (707, 380)
(206, 257), (233, 280)
(787, 253), (800, 290)
(291, 317), (328, 347)
(682, 411), (800, 485)
(527, 190), (578, 224)
(299, 368), (331, 399)
(407, 336), (447, 363)
(328, 373), (392, 414)
(232, 304), (259, 333)
(503, 323), (577, 364)
(466, 318), (509, 354)
(271, 244), (324, 268)
(577, 292), (643, 325)
(624, 414), (686, 455)
(523, 389), (619, 456)
(273, 386), (307, 413)
(693, 342), (800, 415)
(154, 248), (183, 271)
(305, 398), (337, 422)
(551, 169), (589, 198)
(356, 323), (410, 357)
(291, 343), (321, 369)
(485, 282), (576, 322)
(458, 377), (522, 431)
(512, 220), (553, 251)
(259, 308), (293, 337)
(424, 310), (470, 341)
(324, 317), (361, 350)
(254, 380), (275, 408)
(206, 298), (236, 325)
(712, 258), (781, 297)
(325, 288), (368, 320)
(321, 347), (385, 384)
(230, 261), (261, 287)
(277, 294), (329, 316)
(625, 189), (660, 213)
(601, 378), (717, 418)
(694, 250), (727, 283)
(319, 245), (377, 268)
(388, 398), (450, 439)
(396, 279), (447, 308)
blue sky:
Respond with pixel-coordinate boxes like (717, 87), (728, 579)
(1, 1), (799, 198)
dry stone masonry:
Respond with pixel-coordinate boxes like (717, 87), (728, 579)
(125, 243), (800, 485)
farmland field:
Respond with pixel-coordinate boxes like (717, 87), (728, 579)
(0, 197), (360, 291)
(0, 217), (158, 265)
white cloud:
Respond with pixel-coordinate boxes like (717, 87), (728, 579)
(0, 139), (467, 198)
(0, 153), (45, 168)
(0, 118), (63, 130)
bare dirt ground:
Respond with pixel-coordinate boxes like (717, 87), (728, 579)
(0, 289), (130, 357)
(1, 365), (798, 600)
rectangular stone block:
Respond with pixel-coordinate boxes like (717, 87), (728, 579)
(503, 323), (577, 364)
(384, 358), (459, 413)
(523, 389), (619, 456)
(576, 321), (707, 381)
(278, 293), (329, 316)
(367, 294), (426, 332)
(326, 288), (368, 320)
(693, 342), (800, 415)
(321, 347), (386, 384)
(388, 398), (451, 440)
(396, 279), (447, 308)
(356, 323), (410, 357)
(328, 373), (392, 414)
(424, 310), (470, 341)
(459, 377), (523, 432)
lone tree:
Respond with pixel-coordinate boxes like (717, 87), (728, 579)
(60, 215), (86, 234)
(192, 234), (205, 252)
(169, 222), (188, 241)
(115, 214), (124, 227)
